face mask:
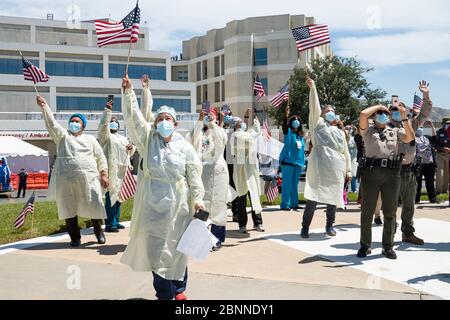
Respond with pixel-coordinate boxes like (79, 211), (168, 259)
(69, 122), (82, 134)
(224, 115), (233, 124)
(392, 111), (401, 122)
(416, 128), (424, 137)
(325, 112), (336, 123)
(292, 120), (301, 129)
(156, 120), (175, 138)
(238, 123), (247, 132)
(375, 114), (390, 125)
(109, 122), (119, 131)
(203, 116), (210, 125)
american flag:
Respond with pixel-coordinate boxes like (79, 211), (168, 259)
(253, 74), (266, 101)
(118, 167), (137, 203)
(292, 24), (331, 53)
(270, 84), (290, 108)
(95, 4), (141, 47)
(14, 192), (35, 229)
(262, 119), (272, 142)
(22, 56), (49, 84)
(413, 93), (423, 110)
(266, 179), (279, 203)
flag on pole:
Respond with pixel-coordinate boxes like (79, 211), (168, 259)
(95, 4), (141, 47)
(270, 84), (290, 108)
(253, 74), (266, 101)
(262, 119), (272, 142)
(22, 56), (49, 84)
(292, 24), (331, 53)
(413, 93), (423, 110)
(266, 179), (279, 203)
(14, 192), (35, 229)
(118, 167), (137, 203)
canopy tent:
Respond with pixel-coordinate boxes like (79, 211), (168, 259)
(0, 136), (49, 173)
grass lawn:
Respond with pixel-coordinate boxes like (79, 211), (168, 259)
(0, 192), (447, 246)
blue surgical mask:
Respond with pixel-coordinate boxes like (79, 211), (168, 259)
(203, 116), (210, 125)
(292, 120), (301, 129)
(109, 122), (119, 131)
(376, 114), (390, 125)
(224, 115), (233, 124)
(238, 123), (247, 132)
(325, 112), (336, 123)
(69, 122), (82, 134)
(156, 120), (175, 138)
(416, 128), (424, 137)
(392, 111), (401, 122)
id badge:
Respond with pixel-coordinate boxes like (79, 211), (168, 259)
(296, 140), (303, 149)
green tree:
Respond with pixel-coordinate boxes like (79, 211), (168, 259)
(268, 56), (386, 126)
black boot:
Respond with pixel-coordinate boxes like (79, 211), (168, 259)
(92, 219), (106, 244)
(65, 217), (81, 247)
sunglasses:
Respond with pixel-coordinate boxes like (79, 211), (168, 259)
(376, 110), (390, 116)
(390, 107), (399, 112)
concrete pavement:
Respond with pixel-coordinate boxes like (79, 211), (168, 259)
(0, 202), (449, 300)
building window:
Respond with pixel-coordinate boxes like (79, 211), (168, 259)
(214, 56), (220, 78)
(221, 54), (225, 75)
(57, 96), (123, 112)
(176, 70), (188, 81)
(203, 60), (208, 80)
(196, 86), (202, 105)
(203, 84), (208, 102)
(196, 62), (201, 81)
(0, 58), (39, 75)
(109, 64), (166, 80)
(153, 98), (191, 113)
(221, 81), (225, 101)
(261, 78), (268, 93)
(254, 48), (268, 66)
(214, 82), (220, 103)
(46, 61), (103, 78)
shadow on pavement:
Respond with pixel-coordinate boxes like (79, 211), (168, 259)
(407, 273), (450, 285)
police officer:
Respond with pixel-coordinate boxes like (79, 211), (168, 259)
(435, 118), (450, 195)
(389, 81), (432, 246)
(357, 103), (415, 260)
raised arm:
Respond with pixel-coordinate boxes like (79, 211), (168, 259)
(121, 75), (151, 154)
(413, 80), (432, 130)
(282, 106), (290, 135)
(98, 102), (113, 145)
(36, 95), (66, 144)
(307, 78), (322, 135)
(140, 74), (155, 123)
(359, 105), (388, 131)
(398, 103), (415, 144)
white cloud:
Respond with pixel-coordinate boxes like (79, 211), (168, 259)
(433, 69), (450, 78)
(337, 31), (450, 66)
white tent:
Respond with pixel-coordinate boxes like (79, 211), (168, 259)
(0, 136), (49, 173)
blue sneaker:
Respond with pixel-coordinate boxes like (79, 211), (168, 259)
(326, 226), (337, 237)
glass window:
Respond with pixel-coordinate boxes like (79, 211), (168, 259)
(153, 98), (191, 113)
(196, 62), (201, 81)
(176, 70), (188, 81)
(261, 78), (268, 93)
(196, 86), (202, 105)
(214, 82), (220, 103)
(254, 48), (268, 66)
(0, 58), (39, 75)
(109, 64), (166, 80)
(57, 96), (124, 112)
(221, 54), (225, 75)
(46, 61), (103, 77)
(214, 56), (220, 77)
(203, 60), (207, 80)
(221, 81), (225, 101)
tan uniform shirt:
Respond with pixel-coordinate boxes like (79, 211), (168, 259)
(361, 124), (406, 159)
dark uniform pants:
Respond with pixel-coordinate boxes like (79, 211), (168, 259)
(360, 167), (401, 251)
(400, 168), (417, 235)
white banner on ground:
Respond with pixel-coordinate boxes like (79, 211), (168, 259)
(257, 135), (284, 160)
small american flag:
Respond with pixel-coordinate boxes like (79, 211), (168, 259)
(118, 167), (137, 203)
(95, 4), (141, 47)
(292, 24), (331, 53)
(262, 119), (272, 142)
(413, 93), (423, 110)
(270, 84), (289, 108)
(22, 56), (49, 84)
(14, 192), (35, 229)
(266, 179), (279, 203)
(253, 74), (266, 101)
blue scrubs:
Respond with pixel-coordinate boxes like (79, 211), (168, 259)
(105, 192), (121, 231)
(0, 157), (11, 192)
(279, 129), (305, 209)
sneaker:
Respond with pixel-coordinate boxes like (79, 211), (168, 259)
(430, 198), (441, 204)
(326, 226), (337, 237)
(374, 217), (383, 226)
(105, 227), (119, 233)
(254, 224), (265, 232)
(292, 206), (301, 211)
(117, 224), (126, 229)
(382, 249), (397, 260)
(239, 227), (248, 234)
(402, 233), (424, 246)
(281, 208), (292, 212)
(175, 292), (187, 301)
(357, 247), (372, 258)
(212, 242), (223, 251)
(300, 228), (309, 239)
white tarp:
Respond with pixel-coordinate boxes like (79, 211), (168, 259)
(0, 136), (49, 173)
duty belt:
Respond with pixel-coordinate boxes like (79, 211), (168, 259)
(364, 158), (402, 169)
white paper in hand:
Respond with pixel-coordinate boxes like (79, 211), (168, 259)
(176, 219), (218, 261)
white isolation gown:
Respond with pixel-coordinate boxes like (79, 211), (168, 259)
(304, 82), (352, 209)
(120, 88), (205, 281)
(42, 104), (108, 220)
(98, 108), (136, 205)
(230, 119), (263, 214)
(186, 121), (229, 226)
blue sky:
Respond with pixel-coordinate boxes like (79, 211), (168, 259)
(1, 0), (449, 108)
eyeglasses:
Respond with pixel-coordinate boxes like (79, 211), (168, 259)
(390, 107), (399, 112)
(376, 110), (390, 115)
